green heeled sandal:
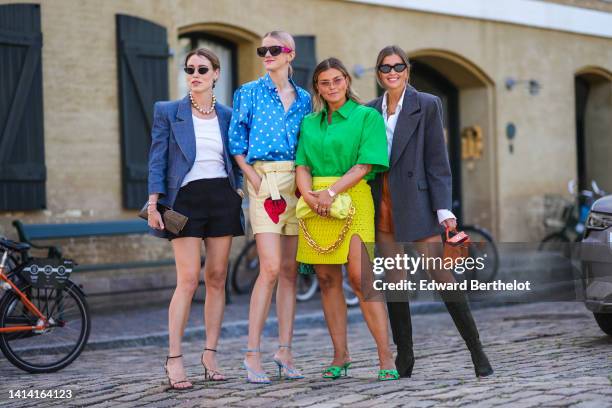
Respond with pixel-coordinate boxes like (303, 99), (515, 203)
(322, 361), (351, 379)
(378, 368), (400, 381)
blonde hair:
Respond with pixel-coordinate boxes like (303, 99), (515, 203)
(311, 57), (362, 112)
(263, 30), (296, 77)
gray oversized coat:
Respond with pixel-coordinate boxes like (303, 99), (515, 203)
(367, 85), (452, 242)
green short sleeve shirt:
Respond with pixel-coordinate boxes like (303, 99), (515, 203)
(295, 99), (389, 180)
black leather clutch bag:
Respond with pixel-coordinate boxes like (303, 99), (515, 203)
(138, 202), (188, 235)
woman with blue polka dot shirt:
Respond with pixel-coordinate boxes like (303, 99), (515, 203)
(229, 30), (311, 384)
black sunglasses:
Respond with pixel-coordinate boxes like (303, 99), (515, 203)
(256, 45), (293, 57)
(183, 66), (210, 75)
(378, 63), (408, 74)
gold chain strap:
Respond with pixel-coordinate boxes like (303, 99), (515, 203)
(298, 205), (356, 254)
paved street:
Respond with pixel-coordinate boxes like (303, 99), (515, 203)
(1, 301), (611, 407)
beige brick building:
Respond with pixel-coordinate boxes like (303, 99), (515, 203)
(0, 0), (610, 294)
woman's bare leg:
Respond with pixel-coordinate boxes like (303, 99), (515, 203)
(346, 235), (395, 370)
(274, 235), (299, 366)
(167, 237), (202, 388)
(201, 235), (232, 377)
(315, 264), (350, 367)
(244, 233), (281, 373)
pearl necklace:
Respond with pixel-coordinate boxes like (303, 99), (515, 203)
(190, 91), (216, 115)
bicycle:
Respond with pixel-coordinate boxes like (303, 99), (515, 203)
(382, 224), (499, 300)
(459, 224), (499, 284)
(230, 221), (320, 301)
(540, 180), (606, 251)
(231, 237), (259, 295)
(295, 266), (360, 306)
(0, 238), (90, 373)
(231, 236), (326, 303)
(231, 234), (360, 305)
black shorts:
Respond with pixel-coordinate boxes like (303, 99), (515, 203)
(168, 177), (244, 240)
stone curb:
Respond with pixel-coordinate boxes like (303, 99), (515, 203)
(84, 300), (482, 351)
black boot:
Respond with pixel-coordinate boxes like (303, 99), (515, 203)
(387, 300), (414, 378)
(440, 290), (493, 378)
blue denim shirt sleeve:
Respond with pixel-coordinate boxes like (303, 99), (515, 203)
(148, 101), (169, 196)
(229, 86), (251, 156)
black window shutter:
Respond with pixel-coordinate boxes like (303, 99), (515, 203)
(0, 4), (46, 211)
(292, 36), (316, 92)
(116, 14), (169, 209)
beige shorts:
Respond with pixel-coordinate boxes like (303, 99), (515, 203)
(246, 161), (298, 235)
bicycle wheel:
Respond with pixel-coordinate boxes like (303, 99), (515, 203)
(231, 240), (259, 294)
(296, 273), (318, 302)
(0, 281), (90, 373)
(462, 226), (499, 284)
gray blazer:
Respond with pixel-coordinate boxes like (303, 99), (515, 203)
(147, 96), (244, 238)
(367, 85), (452, 242)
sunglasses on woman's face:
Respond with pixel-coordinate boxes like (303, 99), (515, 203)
(256, 45), (293, 57)
(378, 63), (408, 74)
(183, 66), (210, 75)
(317, 76), (346, 89)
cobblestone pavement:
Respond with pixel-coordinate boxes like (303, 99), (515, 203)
(1, 302), (611, 407)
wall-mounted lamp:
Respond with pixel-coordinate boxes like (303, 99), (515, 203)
(505, 77), (541, 95)
(353, 64), (376, 79)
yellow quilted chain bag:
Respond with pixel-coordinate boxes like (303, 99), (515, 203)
(296, 193), (355, 254)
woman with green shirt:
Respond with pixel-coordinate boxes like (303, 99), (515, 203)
(295, 57), (399, 381)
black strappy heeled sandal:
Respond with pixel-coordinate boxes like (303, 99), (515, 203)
(163, 355), (193, 391)
(201, 348), (227, 381)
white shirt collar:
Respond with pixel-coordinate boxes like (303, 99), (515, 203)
(382, 85), (407, 117)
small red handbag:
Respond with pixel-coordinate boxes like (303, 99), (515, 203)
(443, 227), (471, 266)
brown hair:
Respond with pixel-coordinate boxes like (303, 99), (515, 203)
(375, 45), (411, 88)
(311, 57), (362, 112)
(184, 48), (221, 71)
(263, 30), (296, 77)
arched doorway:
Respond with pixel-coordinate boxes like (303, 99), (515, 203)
(575, 67), (612, 194)
(176, 23), (261, 105)
(408, 50), (496, 233)
(177, 33), (237, 106)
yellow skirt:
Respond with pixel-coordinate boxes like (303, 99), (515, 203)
(297, 177), (375, 264)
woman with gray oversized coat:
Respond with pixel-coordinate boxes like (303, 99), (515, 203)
(368, 45), (493, 379)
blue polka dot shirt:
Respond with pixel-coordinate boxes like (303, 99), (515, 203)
(229, 73), (312, 164)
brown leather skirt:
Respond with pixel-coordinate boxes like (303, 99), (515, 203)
(377, 171), (394, 233)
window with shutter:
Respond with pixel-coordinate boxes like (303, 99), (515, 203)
(292, 36), (316, 92)
(0, 4), (46, 211)
(116, 14), (170, 209)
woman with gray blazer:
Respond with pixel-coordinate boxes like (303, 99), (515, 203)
(148, 48), (244, 390)
(368, 45), (493, 379)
